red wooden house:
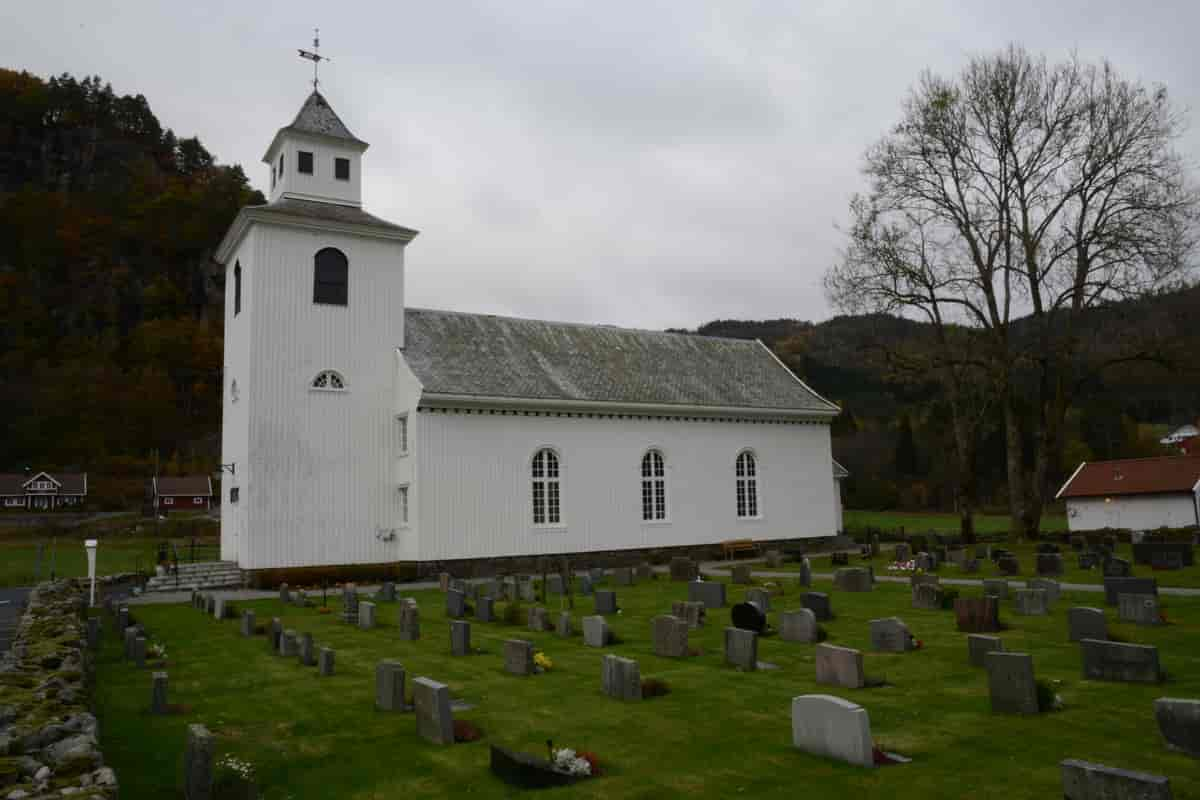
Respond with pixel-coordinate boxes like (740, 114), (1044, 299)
(152, 476), (214, 512)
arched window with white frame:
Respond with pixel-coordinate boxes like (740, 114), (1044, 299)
(735, 450), (759, 519)
(641, 449), (667, 521)
(311, 370), (347, 391)
(531, 448), (562, 525)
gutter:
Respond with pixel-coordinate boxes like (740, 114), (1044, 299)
(417, 392), (839, 421)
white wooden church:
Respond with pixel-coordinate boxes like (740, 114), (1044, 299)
(216, 89), (843, 571)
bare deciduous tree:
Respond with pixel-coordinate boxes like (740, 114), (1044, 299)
(826, 45), (1198, 539)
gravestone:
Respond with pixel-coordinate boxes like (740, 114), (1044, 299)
(1078, 551), (1100, 570)
(954, 597), (1000, 633)
(1080, 639), (1161, 683)
(439, 572), (450, 592)
(527, 606), (551, 632)
(450, 620), (471, 655)
(184, 724), (214, 800)
(117, 606), (130, 631)
(1133, 541), (1194, 567)
(986, 652), (1038, 714)
(476, 595), (495, 623)
(869, 617), (914, 652)
(132, 636), (146, 668)
(1154, 698), (1200, 757)
(798, 557), (812, 587)
(413, 677), (454, 745)
(504, 639), (534, 676)
(982, 579), (1009, 600)
(555, 612), (572, 638)
(151, 671), (168, 715)
(912, 583), (944, 610)
(766, 549), (785, 567)
(545, 574), (564, 595)
(1151, 550), (1184, 570)
(831, 552), (850, 566)
(1118, 593), (1160, 625)
(915, 553), (934, 572)
(652, 615), (689, 658)
(359, 601), (377, 630)
(399, 601), (421, 641)
(213, 596), (231, 620)
(893, 543), (911, 562)
(602, 654), (642, 700)
(269, 618), (283, 652)
(910, 573), (940, 587)
(670, 557), (698, 581)
(379, 581), (396, 602)
(376, 660), (407, 711)
(815, 644), (865, 689)
(205, 595), (215, 616)
(1067, 607), (1107, 642)
(279, 583), (290, 604)
(1070, 535), (1086, 551)
(293, 590), (308, 608)
(688, 581), (726, 609)
(724, 627), (758, 670)
(947, 547), (966, 565)
(87, 617), (100, 650)
(961, 559), (980, 574)
(731, 601), (767, 633)
(1103, 557), (1133, 578)
(1014, 588), (1048, 616)
(240, 610), (255, 637)
(446, 590), (466, 619)
(279, 630), (298, 657)
(298, 632), (316, 666)
(731, 564), (753, 585)
(671, 600), (706, 629)
(613, 567), (634, 586)
(636, 562), (654, 580)
(578, 575), (593, 596)
(997, 556), (1020, 575)
(1060, 759), (1172, 800)
(594, 590), (618, 615)
(1037, 554), (1065, 576)
(746, 587), (771, 611)
(1028, 578), (1062, 606)
(1103, 577), (1157, 606)
(519, 578), (537, 602)
(976, 544), (991, 560)
(589, 567), (604, 584)
(803, 591), (832, 622)
(318, 647), (335, 676)
(342, 584), (359, 624)
(582, 615), (609, 647)
(833, 567), (872, 592)
(967, 634), (1003, 667)
(780, 608), (819, 643)
(790, 694), (873, 768)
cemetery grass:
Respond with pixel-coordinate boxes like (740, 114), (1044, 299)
(93, 580), (1200, 799)
(844, 510), (1068, 535)
(0, 536), (160, 587)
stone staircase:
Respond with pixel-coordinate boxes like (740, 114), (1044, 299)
(144, 561), (245, 593)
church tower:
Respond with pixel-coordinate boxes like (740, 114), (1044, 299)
(214, 87), (418, 571)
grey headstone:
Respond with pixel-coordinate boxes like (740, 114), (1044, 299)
(240, 610), (255, 638)
(578, 575), (593, 596)
(669, 557), (698, 581)
(1078, 551), (1100, 570)
(815, 643), (865, 689)
(798, 557), (812, 587)
(724, 627), (758, 670)
(911, 583), (944, 610)
(269, 618), (282, 652)
(1014, 588), (1048, 616)
(745, 587), (771, 611)
(279, 583), (290, 604)
(184, 724), (214, 800)
(545, 574), (564, 595)
(982, 579), (1008, 600)
(594, 590), (618, 615)
(206, 594), (215, 615)
(986, 651), (1038, 714)
(869, 617), (914, 652)
(527, 606), (551, 632)
(1103, 576), (1157, 606)
(766, 549), (784, 567)
(1028, 578), (1062, 606)
(652, 615), (689, 658)
(445, 589), (466, 619)
(688, 580), (726, 609)
(298, 632), (316, 666)
(780, 608), (819, 643)
(1118, 593), (1160, 626)
(731, 564), (753, 585)
(671, 600), (706, 629)
(1060, 759), (1171, 800)
(475, 595), (494, 623)
(375, 660), (407, 711)
(504, 639), (534, 676)
(1036, 553), (1064, 576)
(893, 543), (911, 562)
(555, 612), (572, 638)
(132, 636), (146, 668)
(967, 634), (1003, 667)
(399, 601), (420, 641)
(582, 615), (609, 647)
(911, 573), (941, 587)
(997, 555), (1020, 575)
(1068, 607), (1107, 642)
(213, 596), (230, 620)
(117, 606), (130, 631)
(413, 677), (454, 745)
(519, 578), (537, 602)
(124, 625), (138, 660)
(151, 671), (168, 714)
(1080, 639), (1161, 683)
(636, 562), (654, 580)
(358, 601), (377, 630)
(1103, 557), (1133, 578)
(1154, 697), (1200, 757)
(589, 567), (605, 584)
(613, 567), (634, 586)
(802, 592), (832, 622)
(279, 629), (298, 657)
(86, 616), (101, 650)
(601, 654), (642, 700)
(791, 694), (873, 768)
(318, 647), (335, 677)
(961, 559), (980, 574)
(379, 581), (396, 602)
(449, 620), (472, 656)
(833, 567), (872, 592)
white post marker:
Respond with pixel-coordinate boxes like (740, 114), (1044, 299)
(85, 539), (98, 608)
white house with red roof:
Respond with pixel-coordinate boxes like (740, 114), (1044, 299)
(1055, 456), (1200, 532)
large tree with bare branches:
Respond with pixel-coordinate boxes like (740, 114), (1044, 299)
(826, 46), (1198, 539)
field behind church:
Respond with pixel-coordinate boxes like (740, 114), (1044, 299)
(94, 577), (1200, 799)
(842, 510), (1069, 535)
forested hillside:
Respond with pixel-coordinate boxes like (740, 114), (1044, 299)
(0, 69), (262, 506)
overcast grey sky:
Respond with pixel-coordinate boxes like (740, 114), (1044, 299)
(5, 1), (1199, 329)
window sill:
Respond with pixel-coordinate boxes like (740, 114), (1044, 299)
(532, 524), (567, 533)
(309, 388), (348, 394)
(737, 516), (764, 523)
(641, 519), (672, 527)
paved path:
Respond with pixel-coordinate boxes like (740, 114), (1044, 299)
(0, 587), (31, 654)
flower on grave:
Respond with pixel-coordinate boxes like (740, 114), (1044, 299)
(533, 651), (553, 671)
(147, 642), (167, 660)
(552, 747), (593, 777)
(913, 639), (923, 650)
(216, 754), (256, 780)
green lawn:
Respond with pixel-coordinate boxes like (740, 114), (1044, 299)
(94, 577), (1200, 799)
(0, 537), (162, 586)
(844, 510), (1068, 535)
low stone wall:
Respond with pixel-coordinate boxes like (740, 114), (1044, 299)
(0, 580), (117, 799)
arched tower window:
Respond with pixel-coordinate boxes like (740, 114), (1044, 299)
(641, 449), (667, 521)
(531, 448), (561, 525)
(313, 247), (348, 306)
(311, 370), (347, 391)
(735, 450), (759, 519)
(233, 261), (242, 315)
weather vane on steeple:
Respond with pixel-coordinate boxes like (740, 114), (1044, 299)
(298, 28), (330, 91)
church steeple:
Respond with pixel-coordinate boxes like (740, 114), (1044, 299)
(263, 91), (369, 207)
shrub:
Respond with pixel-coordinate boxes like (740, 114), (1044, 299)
(453, 719), (483, 743)
(1035, 679), (1062, 712)
(501, 599), (525, 626)
(641, 678), (671, 698)
(940, 588), (960, 610)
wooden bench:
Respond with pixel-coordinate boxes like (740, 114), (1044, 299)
(721, 539), (760, 561)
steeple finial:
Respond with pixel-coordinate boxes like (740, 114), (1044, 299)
(297, 28), (330, 91)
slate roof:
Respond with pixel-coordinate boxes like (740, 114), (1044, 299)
(0, 472), (87, 494)
(402, 309), (839, 413)
(1056, 456), (1200, 499)
(246, 198), (416, 236)
(154, 476), (213, 497)
(280, 91), (367, 147)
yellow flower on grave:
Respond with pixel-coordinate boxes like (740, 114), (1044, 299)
(534, 651), (553, 670)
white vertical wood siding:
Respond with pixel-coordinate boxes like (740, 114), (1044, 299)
(224, 221), (412, 569)
(1066, 493), (1200, 532)
(219, 229), (256, 563)
(415, 410), (837, 560)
